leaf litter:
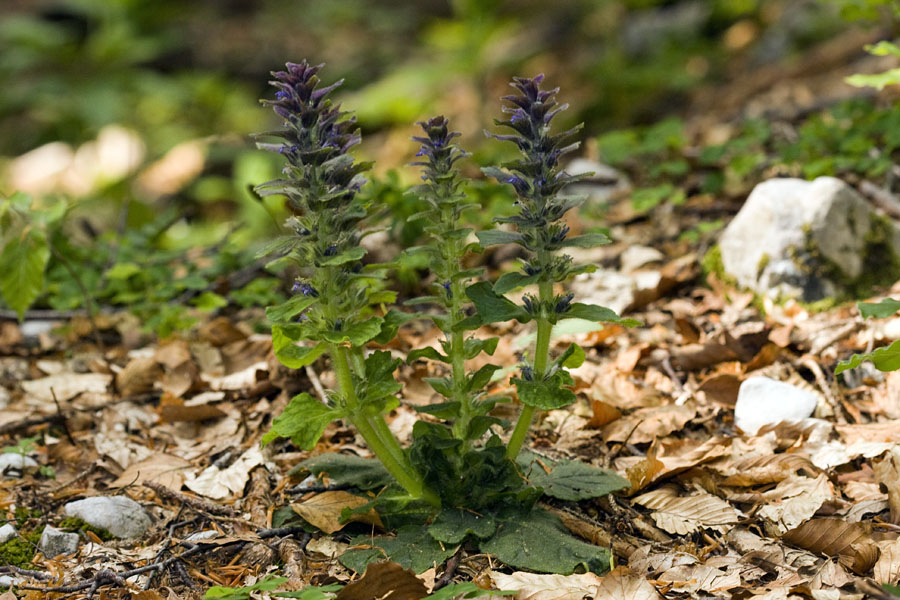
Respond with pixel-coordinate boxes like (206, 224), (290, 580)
(4, 46), (900, 600)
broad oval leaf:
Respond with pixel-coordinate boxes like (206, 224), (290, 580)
(859, 298), (900, 319)
(0, 226), (50, 321)
(836, 339), (900, 374)
(517, 452), (630, 501)
(261, 393), (343, 450)
(428, 508), (497, 544)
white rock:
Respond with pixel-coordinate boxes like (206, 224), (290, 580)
(719, 176), (900, 302)
(64, 496), (152, 539)
(0, 453), (39, 476)
(0, 523), (16, 543)
(39, 525), (79, 557)
(734, 377), (819, 435)
(185, 530), (220, 542)
(0, 575), (24, 587)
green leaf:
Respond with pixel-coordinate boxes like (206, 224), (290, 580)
(836, 339), (900, 374)
(360, 351), (403, 405)
(493, 271), (541, 294)
(516, 451), (630, 501)
(192, 291), (228, 311)
(272, 327), (326, 369)
(562, 303), (641, 326)
(476, 230), (525, 247)
(883, 583), (900, 598)
(105, 262), (141, 280)
(429, 508), (497, 544)
(560, 233), (610, 248)
(273, 584), (344, 599)
(319, 246), (366, 266)
(423, 582), (516, 600)
(204, 575), (288, 599)
(407, 347), (448, 363)
(464, 336), (499, 359)
(424, 377), (453, 397)
(468, 364), (501, 392)
(266, 295), (317, 323)
(297, 453), (392, 490)
(865, 41), (900, 58)
(512, 370), (576, 410)
(322, 317), (384, 345)
(466, 281), (529, 325)
(480, 507), (611, 574)
(414, 401), (461, 419)
(340, 525), (457, 574)
(859, 298), (900, 319)
(373, 309), (417, 344)
(261, 393), (343, 450)
(556, 343), (585, 369)
(845, 69), (900, 91)
(0, 226), (50, 321)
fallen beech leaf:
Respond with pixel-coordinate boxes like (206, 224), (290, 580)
(624, 437), (730, 493)
(292, 490), (383, 534)
(657, 564), (741, 594)
(108, 453), (192, 489)
(696, 373), (740, 407)
(874, 447), (900, 524)
(489, 570), (603, 600)
(593, 568), (662, 599)
(758, 474), (834, 534)
(335, 561), (426, 600)
(602, 404), (696, 444)
(782, 518), (879, 575)
(21, 372), (112, 403)
(874, 539), (900, 584)
(633, 485), (740, 535)
(670, 341), (738, 371)
(198, 316), (247, 347)
(588, 399), (622, 428)
(184, 446), (265, 499)
(718, 453), (818, 486)
(158, 395), (225, 423)
(116, 356), (163, 396)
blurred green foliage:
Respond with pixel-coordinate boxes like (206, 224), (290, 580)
(0, 0), (896, 331)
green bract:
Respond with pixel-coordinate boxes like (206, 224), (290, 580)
(256, 62), (631, 575)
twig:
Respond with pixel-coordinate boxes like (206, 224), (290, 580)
(144, 481), (238, 517)
(433, 547), (463, 591)
(859, 180), (900, 220)
(0, 565), (54, 581)
(50, 387), (76, 445)
(305, 364), (328, 403)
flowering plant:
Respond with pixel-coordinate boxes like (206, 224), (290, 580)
(257, 61), (635, 575)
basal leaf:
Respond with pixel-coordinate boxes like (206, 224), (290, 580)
(267, 295), (317, 323)
(476, 229), (525, 247)
(858, 298), (900, 319)
(512, 371), (576, 410)
(562, 303), (641, 326)
(340, 525), (457, 574)
(423, 582), (516, 600)
(428, 508), (497, 544)
(298, 453), (392, 490)
(0, 226), (50, 321)
(517, 451), (630, 501)
(493, 271), (541, 294)
(480, 507), (611, 574)
(205, 575), (288, 599)
(261, 393), (343, 450)
(466, 281), (529, 325)
(836, 339), (900, 374)
(273, 584), (344, 599)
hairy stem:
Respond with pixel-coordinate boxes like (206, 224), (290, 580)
(506, 279), (554, 459)
(330, 344), (438, 505)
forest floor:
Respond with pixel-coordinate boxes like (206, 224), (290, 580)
(2, 25), (900, 600)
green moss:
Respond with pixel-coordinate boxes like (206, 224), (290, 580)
(701, 244), (738, 287)
(0, 527), (42, 568)
(756, 253), (770, 278)
(14, 507), (41, 526)
(58, 516), (114, 541)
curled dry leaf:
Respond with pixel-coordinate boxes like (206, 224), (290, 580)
(874, 539), (900, 584)
(593, 568), (662, 600)
(782, 518), (880, 575)
(489, 571), (604, 600)
(623, 437), (730, 494)
(116, 356), (164, 396)
(184, 446), (265, 500)
(717, 453), (818, 487)
(657, 564), (742, 594)
(292, 490), (383, 534)
(757, 474), (834, 535)
(632, 485), (740, 535)
(108, 452), (193, 489)
(695, 373), (741, 407)
(873, 447), (900, 524)
(335, 561), (426, 600)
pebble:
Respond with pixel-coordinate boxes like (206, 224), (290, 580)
(0, 453), (39, 476)
(64, 496), (152, 539)
(734, 376), (819, 435)
(39, 525), (79, 557)
(0, 523), (16, 543)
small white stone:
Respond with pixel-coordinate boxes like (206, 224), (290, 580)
(0, 453), (39, 476)
(0, 523), (16, 543)
(39, 525), (79, 557)
(64, 496), (152, 539)
(734, 376), (819, 435)
(185, 530), (219, 542)
(0, 575), (24, 587)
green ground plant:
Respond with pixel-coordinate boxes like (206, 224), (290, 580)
(257, 61), (634, 576)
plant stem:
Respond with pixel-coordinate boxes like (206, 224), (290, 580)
(330, 344), (439, 506)
(506, 279), (554, 459)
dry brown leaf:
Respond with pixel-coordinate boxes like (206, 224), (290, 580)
(623, 437), (730, 494)
(335, 561), (426, 600)
(21, 372), (111, 403)
(670, 341), (738, 371)
(108, 453), (192, 489)
(874, 539), (900, 584)
(758, 474), (834, 534)
(657, 564), (741, 594)
(836, 422), (900, 444)
(130, 591), (166, 600)
(782, 518), (879, 575)
(0, 592), (16, 600)
(116, 356), (163, 396)
(292, 490), (383, 534)
(198, 316), (247, 347)
(696, 373), (741, 407)
(843, 480), (887, 502)
(184, 446), (265, 500)
(718, 453), (818, 486)
(593, 568), (662, 600)
(157, 393), (225, 423)
(874, 447), (900, 524)
(591, 362), (652, 410)
(602, 404), (696, 444)
(588, 399), (622, 428)
(489, 571), (604, 600)
(632, 485), (740, 535)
